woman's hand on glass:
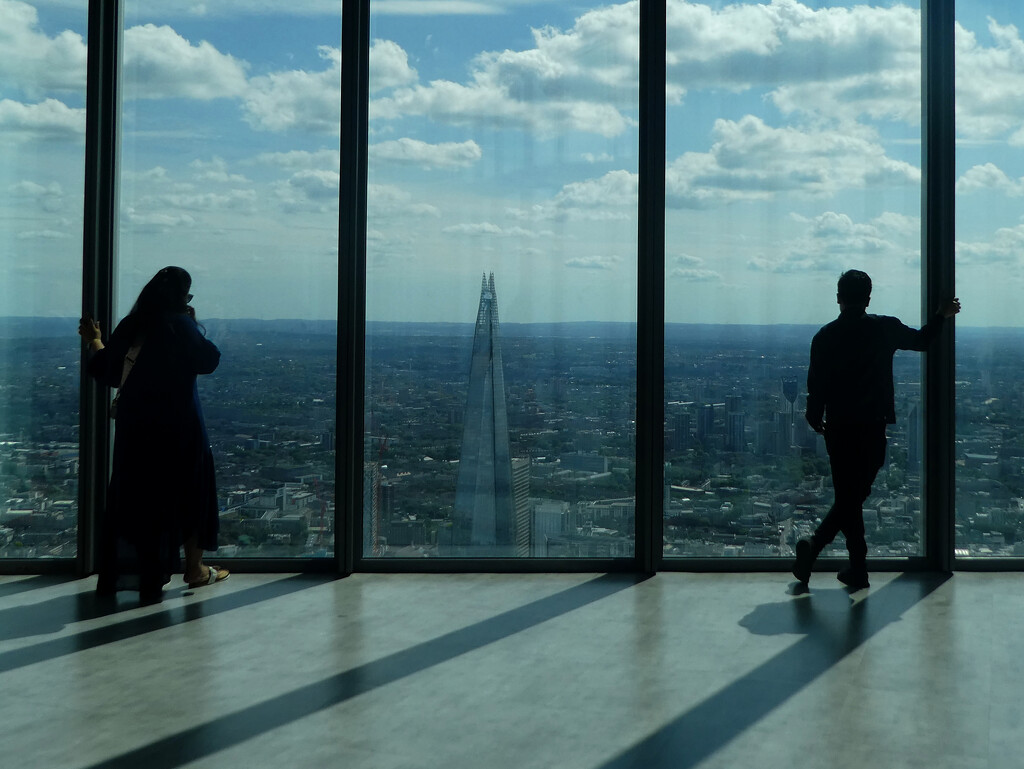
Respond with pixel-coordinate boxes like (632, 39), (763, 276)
(79, 315), (100, 342)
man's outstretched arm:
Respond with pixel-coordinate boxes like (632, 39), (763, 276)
(939, 298), (961, 319)
(897, 297), (961, 350)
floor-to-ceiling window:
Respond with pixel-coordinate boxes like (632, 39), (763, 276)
(662, 0), (924, 559)
(1, 1), (995, 574)
(362, 2), (639, 558)
(0, 1), (88, 560)
(118, 2), (340, 558)
(954, 0), (1024, 558)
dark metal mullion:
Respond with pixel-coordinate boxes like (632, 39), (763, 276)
(338, 0), (371, 576)
(922, 0), (956, 572)
(78, 0), (122, 576)
(636, 0), (667, 574)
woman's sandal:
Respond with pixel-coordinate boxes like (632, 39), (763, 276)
(187, 565), (230, 589)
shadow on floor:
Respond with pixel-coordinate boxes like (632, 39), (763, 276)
(82, 572), (647, 769)
(0, 575), (79, 600)
(0, 588), (180, 642)
(597, 572), (950, 769)
(0, 574), (331, 675)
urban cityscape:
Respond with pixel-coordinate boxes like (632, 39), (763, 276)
(1, 307), (1022, 561)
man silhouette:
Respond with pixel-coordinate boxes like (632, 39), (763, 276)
(792, 270), (960, 589)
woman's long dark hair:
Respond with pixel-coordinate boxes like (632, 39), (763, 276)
(123, 266), (193, 341)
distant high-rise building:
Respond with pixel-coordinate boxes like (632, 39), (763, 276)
(725, 394), (743, 416)
(379, 480), (394, 545)
(671, 412), (691, 451)
(363, 462), (381, 556)
(908, 402), (922, 467)
(755, 420), (774, 456)
(453, 274), (516, 555)
(697, 403), (715, 442)
(774, 410), (792, 456)
(726, 412), (745, 452)
(512, 457), (531, 557)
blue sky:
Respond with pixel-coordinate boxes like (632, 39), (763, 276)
(1, 0), (1022, 326)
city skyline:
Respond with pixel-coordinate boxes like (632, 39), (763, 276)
(4, 318), (1024, 559)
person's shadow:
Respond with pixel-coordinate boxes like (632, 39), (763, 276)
(740, 583), (870, 658)
(0, 585), (185, 642)
(597, 573), (949, 769)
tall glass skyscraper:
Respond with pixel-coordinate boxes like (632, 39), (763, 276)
(452, 274), (516, 555)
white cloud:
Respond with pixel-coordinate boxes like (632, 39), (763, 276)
(16, 229), (70, 240)
(957, 223), (1024, 265)
(244, 46), (339, 133)
(748, 210), (917, 273)
(122, 24), (249, 100)
(667, 1), (921, 125)
(242, 39), (415, 134)
(582, 152), (613, 163)
(372, 1), (505, 14)
(288, 169), (340, 200)
(442, 222), (546, 238)
(957, 163), (1024, 197)
(566, 255), (621, 270)
(554, 169), (638, 208)
(0, 0), (87, 96)
(0, 98), (84, 139)
(369, 39), (418, 93)
(255, 149), (341, 172)
(371, 4), (640, 138)
(672, 253), (705, 267)
(362, 1), (929, 138)
(122, 208), (196, 232)
(370, 138), (482, 169)
(190, 157), (249, 184)
(36, 0), (512, 15)
(442, 222), (502, 236)
(666, 115), (919, 208)
(268, 168), (344, 213)
(136, 166), (170, 182)
(956, 18), (1024, 142)
(669, 267), (722, 282)
(668, 254), (721, 282)
(147, 189), (258, 213)
(367, 183), (441, 218)
(9, 180), (64, 211)
(500, 169), (638, 223)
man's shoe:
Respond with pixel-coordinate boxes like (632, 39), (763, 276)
(837, 567), (870, 590)
(792, 539), (814, 583)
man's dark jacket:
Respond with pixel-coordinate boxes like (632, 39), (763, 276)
(806, 309), (946, 427)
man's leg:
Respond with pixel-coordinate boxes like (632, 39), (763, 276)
(793, 429), (848, 582)
(836, 424), (887, 587)
(792, 497), (843, 583)
(816, 429), (859, 542)
(793, 424), (874, 583)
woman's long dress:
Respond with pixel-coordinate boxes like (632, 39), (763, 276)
(88, 312), (221, 590)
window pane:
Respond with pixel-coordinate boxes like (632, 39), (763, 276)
(955, 0), (1024, 558)
(118, 4), (339, 558)
(364, 3), (639, 558)
(663, 1), (923, 559)
(0, 2), (87, 559)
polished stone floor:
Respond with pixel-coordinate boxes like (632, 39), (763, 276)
(1, 570), (1021, 769)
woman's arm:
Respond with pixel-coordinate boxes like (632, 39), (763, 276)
(80, 314), (123, 387)
(172, 312), (221, 374)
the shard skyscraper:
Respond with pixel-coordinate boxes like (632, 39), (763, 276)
(453, 273), (516, 555)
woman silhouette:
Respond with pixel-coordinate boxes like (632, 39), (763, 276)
(80, 266), (227, 600)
